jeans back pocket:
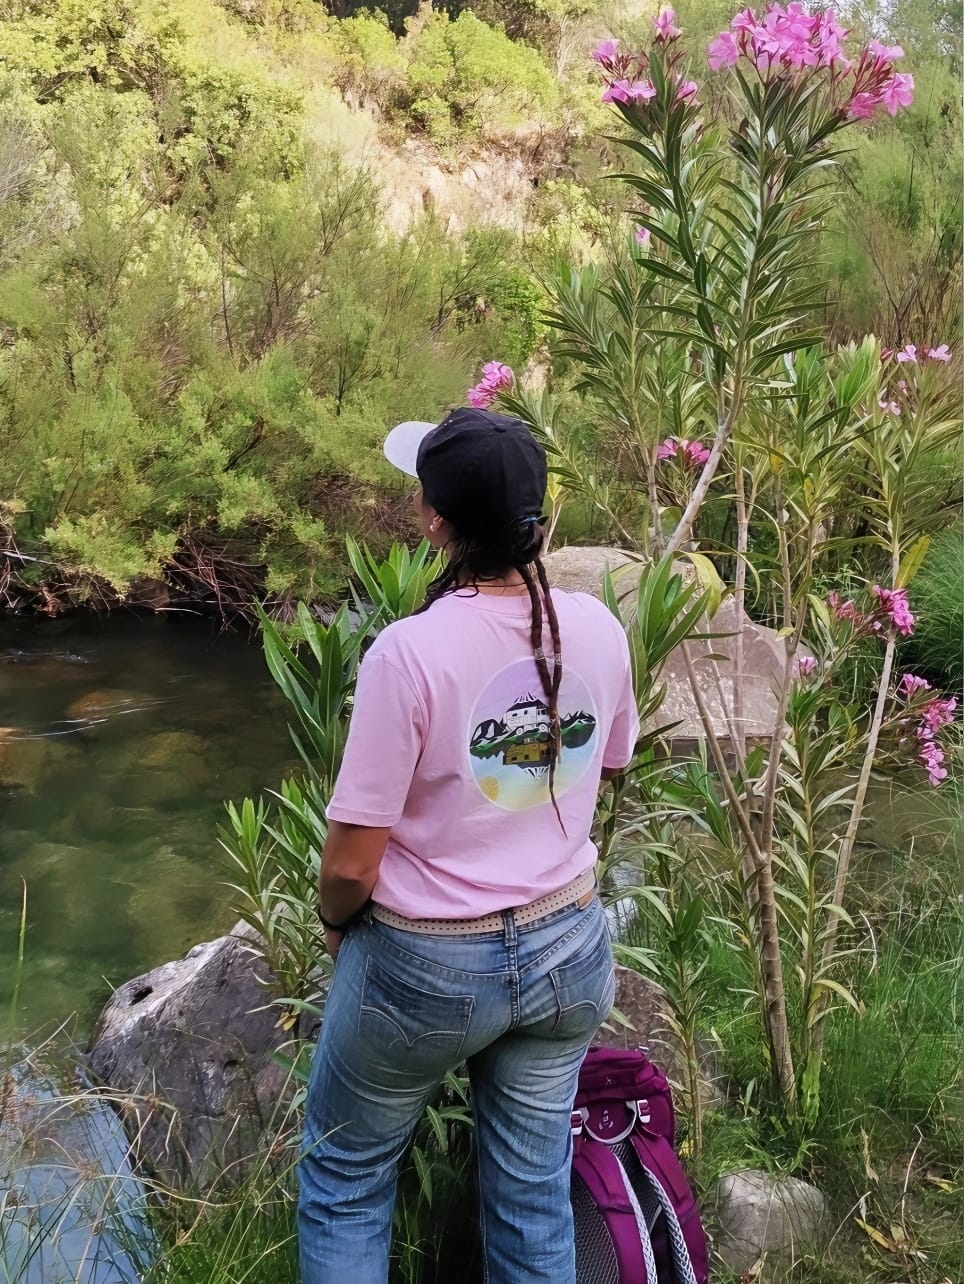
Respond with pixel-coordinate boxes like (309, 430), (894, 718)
(549, 934), (615, 1037)
(358, 956), (475, 1066)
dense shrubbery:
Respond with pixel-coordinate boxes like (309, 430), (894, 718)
(329, 7), (581, 143)
(0, 0), (551, 610)
(0, 0), (959, 613)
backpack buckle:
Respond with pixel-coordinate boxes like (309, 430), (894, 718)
(571, 1108), (587, 1137)
(635, 1098), (651, 1125)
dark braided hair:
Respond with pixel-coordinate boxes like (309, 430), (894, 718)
(418, 517), (566, 829)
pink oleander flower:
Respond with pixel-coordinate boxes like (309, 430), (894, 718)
(897, 379), (908, 391)
(652, 7), (682, 40)
(927, 344), (952, 362)
(682, 439), (711, 466)
(881, 71), (914, 114)
(711, 4), (849, 75)
(601, 79), (629, 103)
(602, 78), (657, 104)
(797, 655), (819, 678)
(877, 396), (901, 416)
(591, 39), (620, 67)
(827, 590), (863, 625)
(895, 344), (918, 364)
(676, 79), (699, 101)
(730, 7), (758, 36)
(708, 30), (740, 68)
(871, 584), (915, 636)
(920, 696), (957, 738)
(868, 39), (904, 61)
(659, 437), (711, 467)
(467, 361), (513, 408)
(634, 225), (651, 247)
(899, 673), (932, 699)
(816, 11), (850, 69)
(848, 91), (879, 119)
(918, 738), (948, 786)
(707, 7), (913, 122)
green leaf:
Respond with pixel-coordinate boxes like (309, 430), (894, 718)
(811, 975), (862, 1013)
(896, 535), (931, 589)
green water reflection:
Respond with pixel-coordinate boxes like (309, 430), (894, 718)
(0, 614), (295, 1038)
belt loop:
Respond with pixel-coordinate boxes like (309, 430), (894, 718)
(502, 908), (518, 950)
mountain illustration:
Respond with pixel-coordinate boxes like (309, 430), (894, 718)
(470, 692), (596, 772)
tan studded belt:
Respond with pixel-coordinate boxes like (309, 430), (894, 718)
(371, 867), (598, 937)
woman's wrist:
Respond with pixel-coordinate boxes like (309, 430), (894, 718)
(317, 903), (367, 932)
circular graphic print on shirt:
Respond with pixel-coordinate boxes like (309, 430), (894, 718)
(467, 658), (599, 811)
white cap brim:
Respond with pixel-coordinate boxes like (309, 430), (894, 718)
(383, 420), (438, 478)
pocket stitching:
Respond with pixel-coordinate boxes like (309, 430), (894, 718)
(358, 956), (475, 1054)
(549, 955), (615, 1034)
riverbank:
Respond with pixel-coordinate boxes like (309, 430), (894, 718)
(0, 613), (295, 1036)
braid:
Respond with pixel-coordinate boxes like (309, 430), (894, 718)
(535, 554), (563, 741)
(519, 559), (566, 833)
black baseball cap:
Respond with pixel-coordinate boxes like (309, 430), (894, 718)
(383, 408), (547, 536)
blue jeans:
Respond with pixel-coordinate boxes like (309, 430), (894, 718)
(298, 894), (615, 1284)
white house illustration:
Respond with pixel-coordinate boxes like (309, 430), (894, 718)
(504, 693), (551, 737)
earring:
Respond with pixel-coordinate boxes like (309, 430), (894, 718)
(429, 518), (441, 532)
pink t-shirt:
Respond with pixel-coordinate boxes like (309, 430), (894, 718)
(326, 588), (639, 918)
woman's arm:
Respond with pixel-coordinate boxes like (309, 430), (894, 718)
(320, 820), (392, 927)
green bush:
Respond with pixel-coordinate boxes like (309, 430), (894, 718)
(327, 11), (406, 110)
(401, 10), (561, 142)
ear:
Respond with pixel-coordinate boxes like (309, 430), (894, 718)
(422, 501), (448, 546)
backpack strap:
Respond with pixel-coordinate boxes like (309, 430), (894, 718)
(628, 1133), (710, 1284)
(572, 1138), (657, 1283)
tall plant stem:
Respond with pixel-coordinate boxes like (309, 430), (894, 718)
(758, 517), (814, 849)
(731, 459), (749, 766)
(679, 641), (796, 1109)
(809, 629), (898, 1061)
(664, 404), (735, 557)
(647, 446), (663, 557)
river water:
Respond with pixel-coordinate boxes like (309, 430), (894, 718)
(0, 613), (295, 1039)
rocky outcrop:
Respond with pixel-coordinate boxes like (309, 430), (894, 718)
(381, 138), (538, 236)
(87, 922), (307, 1190)
(710, 1168), (828, 1271)
(543, 545), (787, 748)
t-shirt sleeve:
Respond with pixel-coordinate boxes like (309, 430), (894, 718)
(602, 631), (640, 770)
(326, 650), (426, 827)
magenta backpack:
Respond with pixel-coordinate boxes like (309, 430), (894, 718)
(571, 1047), (709, 1284)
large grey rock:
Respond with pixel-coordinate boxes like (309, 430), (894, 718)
(543, 545), (786, 748)
(711, 1168), (828, 1271)
(87, 922), (303, 1190)
(593, 965), (725, 1109)
(0, 1056), (156, 1283)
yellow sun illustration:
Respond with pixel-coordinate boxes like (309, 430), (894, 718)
(479, 776), (500, 801)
